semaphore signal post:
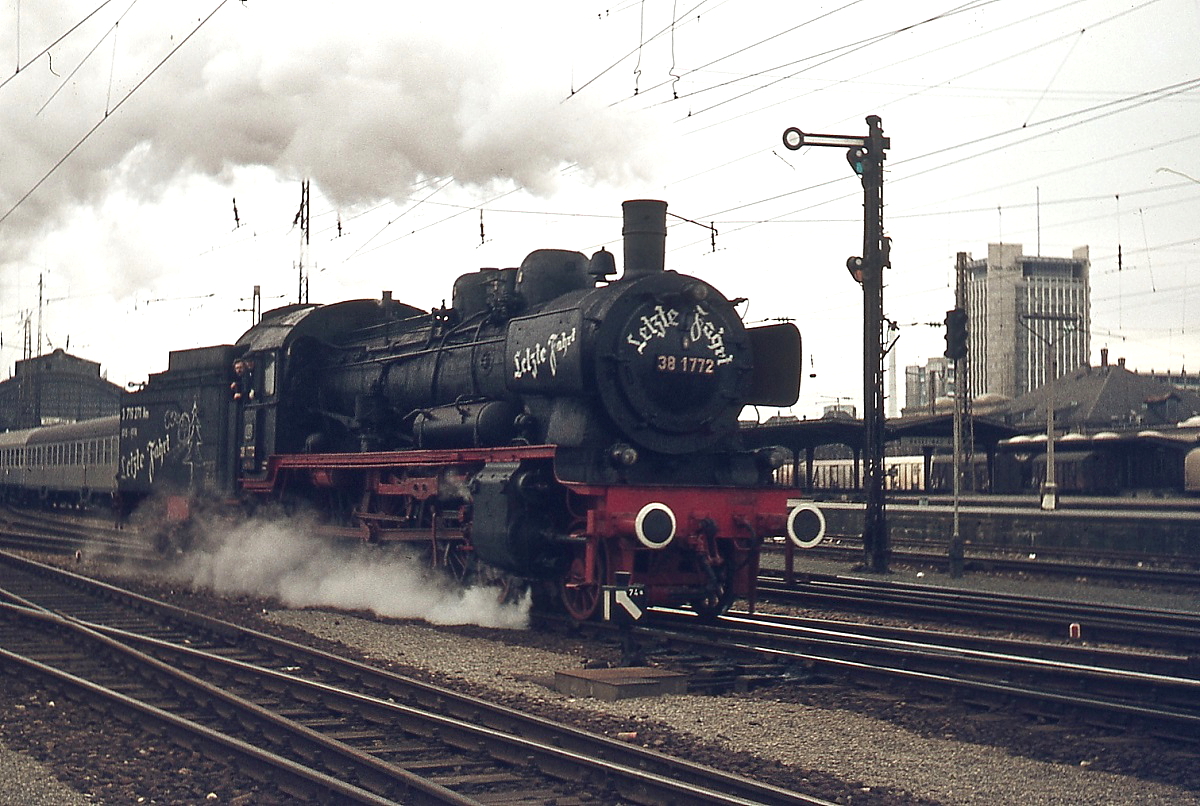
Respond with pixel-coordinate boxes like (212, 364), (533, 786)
(782, 115), (891, 573)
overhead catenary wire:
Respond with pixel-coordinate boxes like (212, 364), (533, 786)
(656, 0), (1007, 122)
(0, 0), (119, 94)
(566, 0), (715, 100)
(0, 0), (234, 227)
(11, 0), (1200, 391)
(1023, 26), (1087, 127)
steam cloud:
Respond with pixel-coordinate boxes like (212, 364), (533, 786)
(0, 2), (655, 298)
(170, 516), (531, 630)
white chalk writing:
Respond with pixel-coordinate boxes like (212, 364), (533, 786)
(687, 305), (734, 365)
(513, 327), (577, 380)
(120, 432), (171, 484)
(117, 400), (205, 485)
(625, 303), (735, 365)
(625, 305), (680, 354)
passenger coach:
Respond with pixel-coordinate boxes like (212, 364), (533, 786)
(0, 416), (119, 506)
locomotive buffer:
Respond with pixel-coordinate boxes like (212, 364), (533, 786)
(782, 116), (892, 573)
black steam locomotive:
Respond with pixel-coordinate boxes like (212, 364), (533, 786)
(118, 200), (819, 619)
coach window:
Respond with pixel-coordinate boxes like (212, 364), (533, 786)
(261, 351), (277, 398)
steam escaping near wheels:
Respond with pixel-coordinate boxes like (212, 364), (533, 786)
(160, 513), (531, 629)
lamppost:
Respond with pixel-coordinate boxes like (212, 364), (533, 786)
(1018, 314), (1078, 510)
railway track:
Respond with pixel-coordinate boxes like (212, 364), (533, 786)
(619, 607), (1200, 744)
(0, 504), (152, 561)
(0, 550), (830, 806)
(773, 494), (1200, 584)
(757, 570), (1200, 651)
(765, 539), (1200, 587)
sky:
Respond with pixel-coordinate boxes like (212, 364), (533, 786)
(1, 0), (1198, 421)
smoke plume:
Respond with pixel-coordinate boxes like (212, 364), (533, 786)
(0, 2), (655, 298)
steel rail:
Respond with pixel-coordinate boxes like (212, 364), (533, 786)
(0, 603), (454, 805)
(636, 611), (1200, 735)
(756, 572), (1200, 650)
(0, 549), (832, 806)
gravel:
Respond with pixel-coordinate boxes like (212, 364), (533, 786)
(0, 675), (286, 805)
(0, 736), (96, 806)
(262, 608), (1200, 806)
(2, 555), (1199, 805)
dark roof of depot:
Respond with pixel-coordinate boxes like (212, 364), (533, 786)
(739, 364), (1200, 454)
(1005, 363), (1200, 430)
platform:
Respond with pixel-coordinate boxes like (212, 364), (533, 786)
(554, 666), (689, 701)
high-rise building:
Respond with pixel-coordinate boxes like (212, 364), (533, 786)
(964, 243), (1090, 400)
(903, 356), (953, 415)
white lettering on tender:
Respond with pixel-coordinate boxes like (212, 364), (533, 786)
(121, 405), (149, 422)
(513, 327), (577, 380)
(117, 399), (206, 484)
(119, 433), (170, 484)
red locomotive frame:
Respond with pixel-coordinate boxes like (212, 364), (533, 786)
(239, 444), (789, 620)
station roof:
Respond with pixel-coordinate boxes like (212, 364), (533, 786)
(739, 413), (1019, 452)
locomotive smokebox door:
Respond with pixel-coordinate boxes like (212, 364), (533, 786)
(594, 272), (753, 455)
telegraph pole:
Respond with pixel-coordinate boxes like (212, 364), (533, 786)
(783, 115), (891, 573)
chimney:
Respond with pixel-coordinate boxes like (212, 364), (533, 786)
(1118, 357), (1126, 368)
(621, 199), (668, 279)
(1100, 347), (1108, 368)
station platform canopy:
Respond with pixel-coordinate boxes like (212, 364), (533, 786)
(740, 413), (1019, 454)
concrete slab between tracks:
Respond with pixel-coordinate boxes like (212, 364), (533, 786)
(554, 666), (688, 700)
